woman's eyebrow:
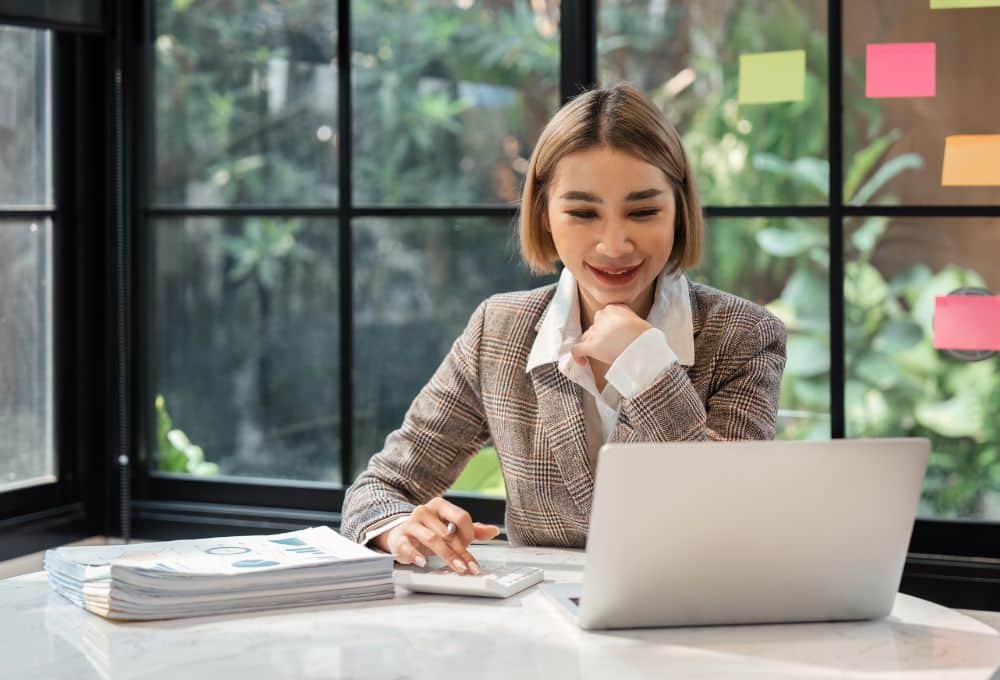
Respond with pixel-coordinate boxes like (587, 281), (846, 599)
(624, 188), (665, 201)
(559, 188), (664, 203)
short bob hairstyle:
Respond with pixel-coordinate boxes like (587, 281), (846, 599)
(519, 81), (703, 275)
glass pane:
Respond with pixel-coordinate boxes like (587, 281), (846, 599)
(598, 0), (829, 206)
(154, 1), (339, 207)
(152, 218), (341, 482)
(352, 0), (560, 206)
(0, 220), (54, 491)
(690, 217), (831, 440)
(353, 218), (555, 494)
(844, 217), (1000, 521)
(0, 26), (51, 206)
(844, 1), (1000, 206)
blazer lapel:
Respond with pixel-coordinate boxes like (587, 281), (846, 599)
(529, 363), (595, 518)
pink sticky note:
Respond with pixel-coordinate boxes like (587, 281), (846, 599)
(933, 295), (1000, 351)
(866, 42), (936, 98)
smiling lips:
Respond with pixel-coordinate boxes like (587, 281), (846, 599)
(585, 261), (642, 286)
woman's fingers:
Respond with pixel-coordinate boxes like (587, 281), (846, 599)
(428, 498), (475, 545)
(424, 500), (482, 573)
(472, 522), (501, 540)
(408, 522), (471, 573)
(390, 534), (426, 568)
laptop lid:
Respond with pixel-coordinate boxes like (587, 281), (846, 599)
(577, 438), (930, 630)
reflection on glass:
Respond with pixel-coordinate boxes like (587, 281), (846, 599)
(352, 218), (554, 492)
(154, 1), (339, 206)
(0, 221), (54, 491)
(844, 217), (1000, 520)
(0, 26), (51, 206)
(598, 0), (829, 206)
(153, 218), (341, 482)
(844, 0), (1000, 206)
(352, 0), (560, 206)
(691, 217), (831, 440)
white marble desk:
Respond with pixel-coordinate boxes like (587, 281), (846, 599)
(5, 542), (1000, 679)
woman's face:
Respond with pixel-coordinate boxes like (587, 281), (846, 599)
(546, 145), (677, 322)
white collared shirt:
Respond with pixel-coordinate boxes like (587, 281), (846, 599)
(360, 266), (695, 546)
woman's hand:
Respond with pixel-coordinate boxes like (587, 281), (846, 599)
(570, 304), (652, 366)
(372, 497), (500, 574)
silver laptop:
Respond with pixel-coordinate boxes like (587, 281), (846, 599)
(542, 438), (930, 630)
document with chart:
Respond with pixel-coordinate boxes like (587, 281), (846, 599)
(44, 526), (395, 620)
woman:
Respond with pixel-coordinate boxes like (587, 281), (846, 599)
(341, 82), (786, 575)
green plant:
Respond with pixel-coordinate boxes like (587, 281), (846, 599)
(155, 394), (219, 476)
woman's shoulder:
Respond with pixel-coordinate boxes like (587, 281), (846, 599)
(478, 282), (557, 334)
(687, 279), (786, 340)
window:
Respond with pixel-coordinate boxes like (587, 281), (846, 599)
(152, 216), (341, 482)
(352, 0), (559, 206)
(599, 0), (1000, 528)
(146, 0), (560, 497)
(0, 26), (53, 492)
(154, 1), (340, 206)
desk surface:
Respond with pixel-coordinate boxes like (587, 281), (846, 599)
(6, 542), (1000, 679)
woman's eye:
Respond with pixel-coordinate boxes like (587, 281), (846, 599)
(632, 209), (660, 219)
(568, 210), (596, 219)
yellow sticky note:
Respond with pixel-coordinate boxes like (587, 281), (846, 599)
(931, 0), (1000, 9)
(941, 135), (1000, 186)
(738, 50), (806, 105)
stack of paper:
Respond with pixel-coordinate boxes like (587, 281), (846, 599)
(44, 526), (395, 621)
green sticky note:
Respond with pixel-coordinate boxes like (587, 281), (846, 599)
(931, 0), (1000, 8)
(738, 50), (806, 105)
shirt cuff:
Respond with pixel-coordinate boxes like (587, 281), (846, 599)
(605, 327), (678, 400)
(360, 514), (411, 548)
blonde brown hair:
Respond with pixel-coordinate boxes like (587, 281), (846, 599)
(518, 81), (703, 275)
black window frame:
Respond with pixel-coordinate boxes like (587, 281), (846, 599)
(0, 2), (113, 560)
(0, 0), (995, 610)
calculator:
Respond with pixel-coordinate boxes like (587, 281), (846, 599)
(393, 561), (544, 598)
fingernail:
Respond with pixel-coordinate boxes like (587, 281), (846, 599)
(452, 559), (467, 573)
(414, 555), (426, 567)
(468, 561), (480, 575)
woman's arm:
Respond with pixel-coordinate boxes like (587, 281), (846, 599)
(340, 300), (491, 544)
(619, 313), (787, 441)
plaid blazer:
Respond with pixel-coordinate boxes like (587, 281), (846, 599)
(341, 281), (787, 548)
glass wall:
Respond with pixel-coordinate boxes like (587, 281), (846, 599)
(148, 0), (1000, 523)
(0, 26), (53, 492)
(150, 0), (560, 492)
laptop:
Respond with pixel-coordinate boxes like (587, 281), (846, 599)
(541, 438), (930, 630)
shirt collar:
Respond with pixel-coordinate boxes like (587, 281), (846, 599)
(525, 265), (695, 372)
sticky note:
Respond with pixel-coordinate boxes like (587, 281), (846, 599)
(738, 50), (806, 104)
(931, 0), (1000, 9)
(941, 135), (1000, 186)
(934, 296), (1000, 351)
(866, 43), (935, 98)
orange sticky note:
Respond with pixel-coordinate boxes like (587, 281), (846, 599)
(941, 135), (1000, 186)
(933, 295), (1000, 351)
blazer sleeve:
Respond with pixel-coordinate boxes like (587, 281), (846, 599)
(339, 299), (492, 543)
(619, 312), (787, 442)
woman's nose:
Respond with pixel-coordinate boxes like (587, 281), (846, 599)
(595, 221), (634, 257)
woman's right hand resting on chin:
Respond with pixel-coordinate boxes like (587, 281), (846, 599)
(371, 496), (500, 574)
